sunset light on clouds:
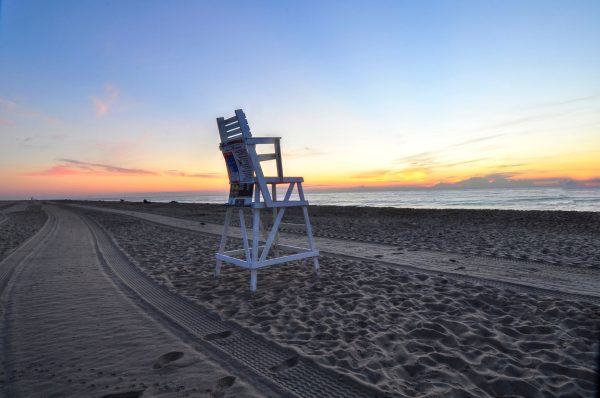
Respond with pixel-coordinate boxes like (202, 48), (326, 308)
(1, 1), (599, 199)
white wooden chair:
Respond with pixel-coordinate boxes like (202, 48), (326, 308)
(215, 109), (320, 291)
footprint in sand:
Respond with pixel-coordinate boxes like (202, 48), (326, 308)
(101, 390), (145, 398)
(269, 356), (299, 372)
(204, 330), (233, 341)
(152, 351), (184, 369)
(212, 375), (236, 398)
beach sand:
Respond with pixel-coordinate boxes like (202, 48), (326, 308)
(78, 201), (600, 268)
(1, 201), (599, 397)
(0, 204), (46, 260)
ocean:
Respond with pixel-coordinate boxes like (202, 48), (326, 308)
(82, 187), (600, 212)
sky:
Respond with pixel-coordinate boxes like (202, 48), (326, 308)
(1, 0), (599, 199)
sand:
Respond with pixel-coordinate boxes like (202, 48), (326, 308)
(75, 201), (600, 268)
(1, 200), (599, 397)
(76, 202), (600, 398)
(0, 205), (270, 397)
(0, 204), (47, 261)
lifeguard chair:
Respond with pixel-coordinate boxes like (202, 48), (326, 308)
(215, 109), (320, 291)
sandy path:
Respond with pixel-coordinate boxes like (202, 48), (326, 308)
(71, 204), (600, 301)
(0, 205), (268, 397)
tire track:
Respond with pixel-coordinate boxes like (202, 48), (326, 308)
(0, 206), (59, 396)
(80, 210), (391, 398)
(0, 207), (58, 296)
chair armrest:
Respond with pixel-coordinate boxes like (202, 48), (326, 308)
(245, 137), (281, 145)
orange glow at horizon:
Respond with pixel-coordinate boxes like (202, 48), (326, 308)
(1, 145), (598, 199)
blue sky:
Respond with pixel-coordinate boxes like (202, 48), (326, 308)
(1, 0), (599, 198)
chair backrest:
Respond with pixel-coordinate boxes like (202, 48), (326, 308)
(217, 109), (284, 207)
(217, 110), (255, 206)
(217, 109), (252, 144)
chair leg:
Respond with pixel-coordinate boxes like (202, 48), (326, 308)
(250, 209), (260, 291)
(301, 205), (319, 276)
(312, 258), (320, 277)
(216, 207), (233, 278)
(272, 207), (280, 257)
(250, 269), (257, 292)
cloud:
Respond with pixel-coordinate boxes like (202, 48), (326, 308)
(495, 163), (527, 169)
(24, 159), (157, 177)
(448, 134), (506, 148)
(350, 169), (396, 179)
(395, 150), (489, 171)
(91, 84), (119, 116)
(16, 134), (67, 149)
(165, 170), (222, 178)
(350, 167), (429, 181)
(519, 94), (600, 111)
(23, 160), (224, 179)
(95, 132), (151, 158)
(0, 98), (18, 110)
(59, 158), (156, 175)
(0, 97), (61, 126)
(24, 165), (83, 177)
(395, 151), (437, 166)
(284, 147), (328, 159)
(433, 173), (599, 189)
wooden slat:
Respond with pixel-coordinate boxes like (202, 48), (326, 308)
(274, 139), (283, 179)
(224, 121), (240, 131)
(259, 207), (286, 262)
(223, 115), (239, 125)
(256, 250), (319, 269)
(246, 137), (281, 145)
(223, 132), (243, 141)
(284, 182), (295, 201)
